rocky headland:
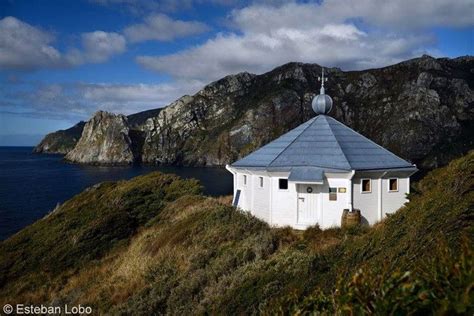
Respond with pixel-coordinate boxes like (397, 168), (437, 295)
(35, 55), (474, 169)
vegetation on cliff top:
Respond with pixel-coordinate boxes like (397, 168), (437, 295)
(0, 153), (472, 314)
(33, 121), (85, 154)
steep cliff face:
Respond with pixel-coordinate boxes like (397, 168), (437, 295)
(141, 72), (256, 164)
(33, 121), (85, 154)
(127, 108), (163, 129)
(141, 55), (474, 169)
(65, 111), (135, 164)
(37, 55), (474, 169)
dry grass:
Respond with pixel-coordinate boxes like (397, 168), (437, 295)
(0, 153), (472, 314)
(216, 195), (233, 205)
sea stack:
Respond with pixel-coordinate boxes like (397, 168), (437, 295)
(65, 111), (135, 164)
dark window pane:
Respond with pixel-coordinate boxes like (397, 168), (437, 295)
(279, 179), (288, 190)
(389, 178), (398, 191)
(362, 179), (371, 192)
(329, 187), (337, 201)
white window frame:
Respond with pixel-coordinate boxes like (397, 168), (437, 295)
(243, 174), (247, 186)
(361, 178), (372, 193)
(259, 176), (264, 188)
(388, 178), (399, 192)
(278, 178), (288, 191)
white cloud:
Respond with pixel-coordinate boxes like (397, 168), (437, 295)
(233, 1), (474, 31)
(79, 80), (203, 114)
(75, 31), (126, 63)
(124, 13), (209, 42)
(0, 17), (64, 70)
(2, 1), (472, 123)
(1, 80), (204, 121)
(319, 0), (474, 29)
(137, 1), (470, 81)
(137, 22), (430, 81)
(0, 17), (127, 70)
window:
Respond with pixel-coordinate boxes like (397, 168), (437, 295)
(259, 177), (264, 188)
(329, 187), (337, 201)
(361, 179), (371, 193)
(243, 175), (247, 186)
(279, 178), (288, 190)
(389, 178), (398, 192)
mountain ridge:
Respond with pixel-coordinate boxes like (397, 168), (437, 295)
(34, 55), (474, 170)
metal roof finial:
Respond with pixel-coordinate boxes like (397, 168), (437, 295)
(312, 67), (333, 115)
(318, 68), (328, 94)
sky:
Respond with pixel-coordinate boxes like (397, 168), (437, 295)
(0, 0), (473, 146)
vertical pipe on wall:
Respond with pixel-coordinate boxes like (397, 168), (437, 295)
(295, 183), (299, 226)
(319, 185), (323, 224)
(250, 172), (255, 215)
(348, 170), (355, 211)
(378, 171), (387, 221)
(377, 178), (382, 221)
(269, 175), (273, 226)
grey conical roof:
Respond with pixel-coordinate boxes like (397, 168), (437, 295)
(232, 115), (414, 171)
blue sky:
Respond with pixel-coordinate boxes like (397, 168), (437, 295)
(0, 0), (473, 145)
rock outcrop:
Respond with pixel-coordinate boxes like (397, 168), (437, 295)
(65, 111), (135, 164)
(34, 109), (161, 155)
(37, 55), (474, 169)
(140, 55), (474, 170)
(33, 121), (85, 154)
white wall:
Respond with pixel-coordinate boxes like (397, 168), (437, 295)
(231, 168), (411, 229)
(234, 170), (271, 222)
(270, 173), (351, 229)
(352, 174), (380, 225)
(269, 172), (297, 227)
(381, 177), (409, 216)
(353, 172), (411, 225)
(251, 173), (271, 222)
(235, 171), (252, 212)
(320, 177), (351, 229)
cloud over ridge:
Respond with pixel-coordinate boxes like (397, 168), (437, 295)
(124, 13), (210, 42)
(137, 1), (472, 81)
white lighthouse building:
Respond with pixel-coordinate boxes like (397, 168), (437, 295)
(226, 69), (417, 229)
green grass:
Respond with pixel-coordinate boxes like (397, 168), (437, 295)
(0, 153), (472, 314)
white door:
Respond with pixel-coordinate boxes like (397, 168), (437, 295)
(297, 184), (319, 224)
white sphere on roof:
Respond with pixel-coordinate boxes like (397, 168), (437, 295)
(312, 93), (333, 114)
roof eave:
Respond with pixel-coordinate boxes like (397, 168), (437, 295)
(354, 165), (418, 173)
(229, 165), (352, 173)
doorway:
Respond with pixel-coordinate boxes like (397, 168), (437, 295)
(297, 184), (320, 224)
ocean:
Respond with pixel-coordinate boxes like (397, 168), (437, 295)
(0, 147), (233, 241)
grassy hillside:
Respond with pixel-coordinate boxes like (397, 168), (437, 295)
(0, 153), (472, 314)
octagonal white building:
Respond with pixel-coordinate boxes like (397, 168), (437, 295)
(226, 69), (417, 229)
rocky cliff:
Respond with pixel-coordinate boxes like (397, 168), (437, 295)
(33, 109), (161, 154)
(141, 55), (473, 169)
(33, 121), (85, 154)
(38, 55), (474, 169)
(65, 111), (136, 164)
